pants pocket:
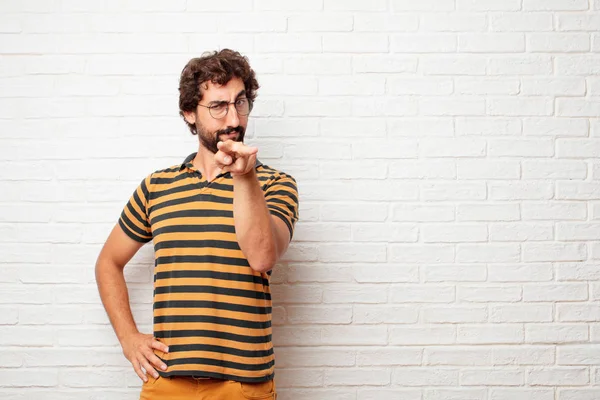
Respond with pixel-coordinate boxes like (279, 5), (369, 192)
(238, 379), (276, 400)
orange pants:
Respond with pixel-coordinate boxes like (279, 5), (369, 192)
(139, 375), (277, 400)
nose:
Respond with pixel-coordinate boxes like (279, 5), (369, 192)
(225, 103), (240, 127)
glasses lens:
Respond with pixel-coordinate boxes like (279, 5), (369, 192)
(235, 99), (251, 116)
(210, 103), (228, 119)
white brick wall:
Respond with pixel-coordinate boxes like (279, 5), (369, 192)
(0, 1), (599, 399)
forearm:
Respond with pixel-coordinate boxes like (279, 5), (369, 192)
(95, 258), (139, 345)
(233, 170), (279, 272)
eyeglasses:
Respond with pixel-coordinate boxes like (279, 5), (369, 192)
(197, 98), (253, 119)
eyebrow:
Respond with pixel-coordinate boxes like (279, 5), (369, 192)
(208, 90), (247, 106)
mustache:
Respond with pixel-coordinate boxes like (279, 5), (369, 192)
(216, 126), (244, 136)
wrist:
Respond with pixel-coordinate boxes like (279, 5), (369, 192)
(232, 168), (257, 181)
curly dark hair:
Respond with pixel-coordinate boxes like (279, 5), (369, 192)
(178, 49), (259, 135)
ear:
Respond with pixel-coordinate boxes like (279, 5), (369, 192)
(183, 110), (196, 125)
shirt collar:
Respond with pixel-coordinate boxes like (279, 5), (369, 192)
(180, 152), (263, 171)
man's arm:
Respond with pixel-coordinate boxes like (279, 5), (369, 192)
(216, 140), (292, 272)
(232, 170), (291, 272)
(95, 224), (168, 382)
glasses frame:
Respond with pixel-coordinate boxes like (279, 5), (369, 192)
(197, 98), (253, 120)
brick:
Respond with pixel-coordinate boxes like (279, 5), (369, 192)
(420, 182), (486, 201)
(526, 324), (589, 343)
(392, 368), (459, 386)
(387, 77), (453, 95)
(353, 265), (419, 283)
(353, 55), (417, 73)
(421, 224), (487, 243)
(489, 55), (554, 75)
(491, 13), (554, 31)
(325, 0), (387, 11)
(324, 34), (388, 53)
(557, 182), (600, 200)
(393, 0), (454, 11)
(289, 14), (353, 32)
(352, 223), (418, 242)
(490, 182), (554, 200)
(255, 0), (322, 10)
(494, 347), (554, 367)
(522, 160), (587, 179)
(557, 223), (600, 240)
(325, 368), (391, 386)
(557, 263), (600, 281)
(491, 304), (553, 322)
(256, 34), (320, 53)
(558, 13), (600, 31)
(557, 139), (600, 158)
(556, 98), (600, 117)
(461, 368), (524, 385)
(489, 223), (554, 242)
(354, 14), (419, 32)
(557, 304), (600, 322)
(527, 367), (589, 386)
(358, 348), (421, 366)
(490, 387), (554, 400)
(385, 203), (452, 222)
(457, 160), (520, 179)
(420, 138), (486, 157)
(389, 285), (455, 303)
(321, 203), (387, 223)
(390, 326), (457, 345)
(521, 78), (585, 96)
(390, 160), (456, 179)
(390, 244), (455, 263)
(286, 306), (352, 324)
(559, 389), (600, 400)
(458, 285), (522, 302)
(421, 13), (487, 32)
(523, 118), (589, 137)
(456, 203), (520, 221)
(528, 33), (590, 52)
(524, 0), (589, 10)
(321, 326), (388, 345)
(323, 284), (388, 304)
(455, 77), (519, 94)
(558, 345), (600, 365)
(422, 306), (487, 323)
(392, 34), (457, 53)
(458, 324), (524, 344)
(457, 0), (521, 10)
(353, 305), (418, 324)
(523, 283), (588, 302)
(488, 98), (553, 116)
(276, 348), (355, 368)
(318, 244), (386, 263)
(459, 33), (525, 52)
(556, 56), (600, 75)
(425, 347), (492, 366)
(0, 369), (58, 387)
(457, 243), (520, 263)
(522, 202), (587, 221)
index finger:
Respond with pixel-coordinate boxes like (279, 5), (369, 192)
(218, 140), (258, 157)
(151, 340), (169, 354)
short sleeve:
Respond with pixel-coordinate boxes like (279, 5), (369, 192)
(264, 173), (299, 241)
(118, 174), (152, 243)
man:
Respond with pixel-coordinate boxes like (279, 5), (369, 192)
(95, 49), (298, 400)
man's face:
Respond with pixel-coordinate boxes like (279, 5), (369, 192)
(184, 77), (249, 154)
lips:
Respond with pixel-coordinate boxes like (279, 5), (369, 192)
(221, 132), (238, 141)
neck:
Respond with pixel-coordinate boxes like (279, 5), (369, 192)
(192, 145), (222, 182)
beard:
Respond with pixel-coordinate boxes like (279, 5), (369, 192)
(197, 123), (245, 154)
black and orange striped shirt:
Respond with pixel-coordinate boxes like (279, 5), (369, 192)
(119, 152), (299, 383)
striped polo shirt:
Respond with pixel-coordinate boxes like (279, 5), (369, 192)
(118, 152), (299, 383)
